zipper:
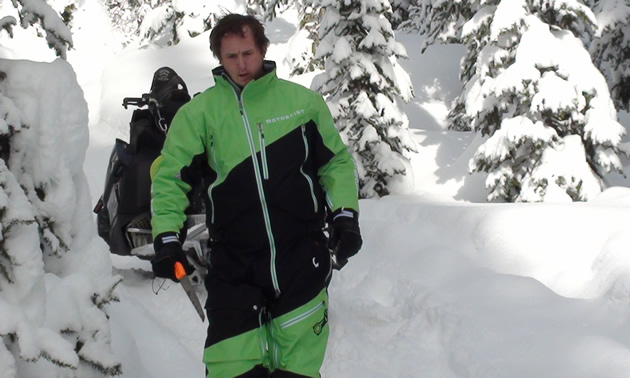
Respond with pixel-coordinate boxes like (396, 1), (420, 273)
(258, 309), (270, 368)
(325, 253), (333, 283)
(299, 125), (318, 213)
(270, 325), (279, 371)
(278, 301), (325, 329)
(208, 135), (218, 223)
(258, 123), (269, 180)
(234, 85), (281, 296)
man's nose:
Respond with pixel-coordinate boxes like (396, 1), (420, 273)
(236, 55), (245, 68)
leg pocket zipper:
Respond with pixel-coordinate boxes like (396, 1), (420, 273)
(278, 301), (325, 329)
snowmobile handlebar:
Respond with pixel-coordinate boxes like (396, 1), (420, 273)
(122, 74), (189, 110)
(122, 94), (159, 109)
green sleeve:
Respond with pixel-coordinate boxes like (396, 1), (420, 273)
(313, 94), (360, 213)
(150, 105), (207, 237)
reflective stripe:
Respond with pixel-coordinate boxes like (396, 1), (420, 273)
(300, 125), (318, 213)
(333, 208), (354, 221)
(162, 235), (180, 244)
(208, 136), (219, 223)
(279, 301), (324, 329)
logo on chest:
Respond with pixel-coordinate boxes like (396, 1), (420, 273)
(265, 109), (306, 124)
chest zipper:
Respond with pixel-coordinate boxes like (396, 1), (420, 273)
(208, 135), (218, 223)
(258, 123), (269, 180)
(237, 93), (281, 297)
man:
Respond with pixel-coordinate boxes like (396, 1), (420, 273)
(150, 14), (362, 377)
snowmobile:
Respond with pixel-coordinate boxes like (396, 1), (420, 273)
(93, 67), (209, 284)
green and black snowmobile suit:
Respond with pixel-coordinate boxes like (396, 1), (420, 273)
(151, 61), (359, 377)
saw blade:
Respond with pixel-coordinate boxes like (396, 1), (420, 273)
(179, 275), (205, 321)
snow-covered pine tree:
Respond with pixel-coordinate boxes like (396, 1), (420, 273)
(0, 3), (122, 375)
(104, 0), (152, 46)
(6, 0), (74, 58)
(139, 1), (187, 46)
(313, 0), (416, 198)
(389, 0), (410, 30)
(421, 0), (624, 202)
(0, 58), (123, 376)
(589, 0), (630, 112)
(246, 0), (322, 75)
(287, 2), (323, 75)
(104, 0), (213, 47)
(248, 0), (293, 21)
(399, 0), (478, 52)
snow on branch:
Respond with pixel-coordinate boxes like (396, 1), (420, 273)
(11, 0), (73, 58)
(0, 58), (122, 375)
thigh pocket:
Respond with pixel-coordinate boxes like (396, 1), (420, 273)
(270, 289), (329, 375)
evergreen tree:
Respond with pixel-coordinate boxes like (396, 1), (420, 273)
(399, 0), (478, 51)
(0, 59), (123, 376)
(3, 0), (74, 58)
(104, 0), (213, 46)
(104, 0), (151, 46)
(288, 2), (323, 75)
(589, 0), (630, 112)
(417, 0), (624, 202)
(389, 0), (411, 30)
(248, 0), (293, 21)
(313, 0), (416, 198)
(0, 5), (123, 371)
(245, 0), (322, 75)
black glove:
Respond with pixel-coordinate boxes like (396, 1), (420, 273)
(151, 232), (193, 281)
(328, 208), (363, 263)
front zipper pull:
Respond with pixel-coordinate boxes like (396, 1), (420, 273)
(258, 122), (265, 139)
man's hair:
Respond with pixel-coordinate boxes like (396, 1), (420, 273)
(209, 14), (270, 59)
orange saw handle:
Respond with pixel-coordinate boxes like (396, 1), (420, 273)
(174, 261), (187, 280)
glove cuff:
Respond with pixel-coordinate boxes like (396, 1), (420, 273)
(330, 207), (359, 223)
(154, 231), (181, 250)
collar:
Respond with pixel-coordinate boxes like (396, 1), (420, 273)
(212, 60), (277, 93)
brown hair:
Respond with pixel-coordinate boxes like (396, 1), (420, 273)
(209, 14), (270, 59)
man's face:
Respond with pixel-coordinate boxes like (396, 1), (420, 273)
(219, 27), (265, 87)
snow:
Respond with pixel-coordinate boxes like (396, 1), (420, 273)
(0, 1), (630, 377)
(457, 3), (625, 202)
(595, 0), (630, 29)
